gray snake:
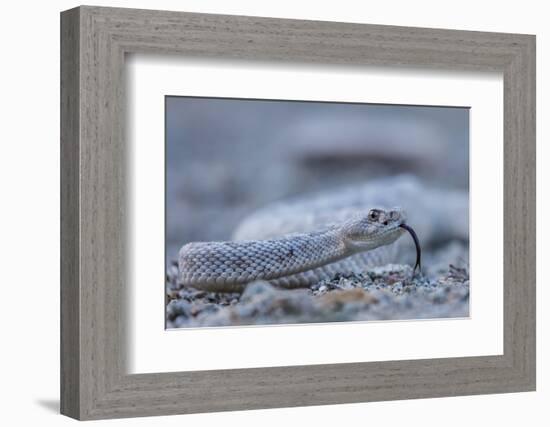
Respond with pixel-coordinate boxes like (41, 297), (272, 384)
(178, 176), (468, 292)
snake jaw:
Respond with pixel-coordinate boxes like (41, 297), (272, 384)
(344, 224), (404, 253)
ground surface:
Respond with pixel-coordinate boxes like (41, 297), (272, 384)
(166, 241), (469, 328)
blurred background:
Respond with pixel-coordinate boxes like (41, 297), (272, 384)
(166, 97), (469, 264)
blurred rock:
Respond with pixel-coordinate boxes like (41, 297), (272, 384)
(166, 98), (468, 264)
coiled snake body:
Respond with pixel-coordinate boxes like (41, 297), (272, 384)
(178, 176), (468, 292)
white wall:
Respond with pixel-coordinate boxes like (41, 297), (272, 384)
(0, 0), (546, 425)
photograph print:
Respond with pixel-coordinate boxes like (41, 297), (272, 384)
(165, 96), (470, 328)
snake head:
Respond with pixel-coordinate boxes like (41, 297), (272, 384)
(342, 207), (407, 252)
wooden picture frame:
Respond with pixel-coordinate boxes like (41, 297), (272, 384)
(60, 5), (536, 420)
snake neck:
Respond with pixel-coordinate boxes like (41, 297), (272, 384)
(272, 227), (349, 276)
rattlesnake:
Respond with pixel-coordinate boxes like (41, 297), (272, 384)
(178, 175), (468, 292)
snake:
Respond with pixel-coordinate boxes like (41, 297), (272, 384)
(178, 175), (468, 292)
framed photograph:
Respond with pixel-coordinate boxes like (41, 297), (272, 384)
(60, 6), (535, 420)
(165, 96), (470, 329)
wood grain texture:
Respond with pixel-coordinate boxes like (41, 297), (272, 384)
(60, 5), (536, 420)
(60, 7), (80, 419)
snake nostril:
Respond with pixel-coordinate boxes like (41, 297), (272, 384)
(383, 220), (388, 226)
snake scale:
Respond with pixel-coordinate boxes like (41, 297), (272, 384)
(178, 176), (468, 292)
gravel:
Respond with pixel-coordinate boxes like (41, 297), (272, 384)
(166, 241), (469, 328)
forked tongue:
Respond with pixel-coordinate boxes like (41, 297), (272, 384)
(399, 224), (422, 274)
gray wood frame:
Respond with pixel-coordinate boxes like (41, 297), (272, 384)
(60, 5), (536, 420)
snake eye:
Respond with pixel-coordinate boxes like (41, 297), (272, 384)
(368, 209), (379, 221)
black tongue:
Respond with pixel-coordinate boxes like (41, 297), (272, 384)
(399, 224), (422, 274)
